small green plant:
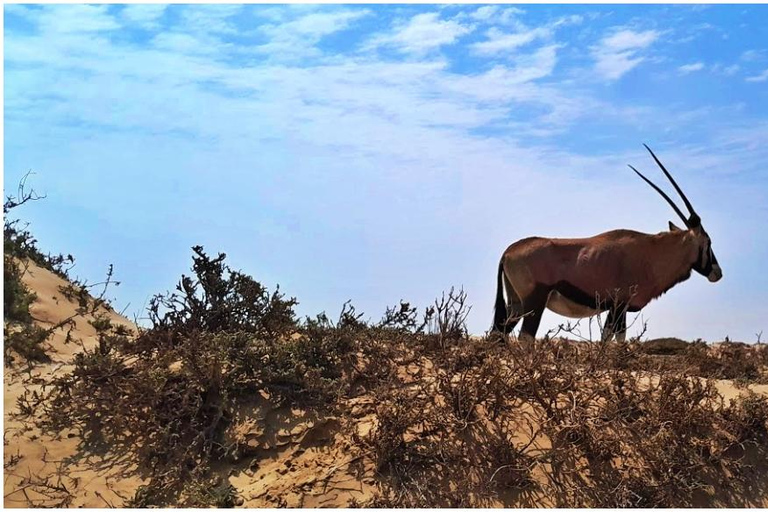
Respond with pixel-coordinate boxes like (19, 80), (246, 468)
(4, 256), (36, 325)
(4, 174), (121, 366)
(4, 175), (51, 365)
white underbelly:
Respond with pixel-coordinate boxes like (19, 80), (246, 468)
(546, 291), (599, 319)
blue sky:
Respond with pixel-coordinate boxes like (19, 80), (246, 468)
(4, 4), (768, 341)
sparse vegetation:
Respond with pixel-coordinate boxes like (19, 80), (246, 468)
(4, 172), (74, 279)
(4, 175), (54, 365)
(641, 336), (690, 355)
(4, 175), (120, 366)
(24, 243), (766, 507)
(5, 181), (768, 506)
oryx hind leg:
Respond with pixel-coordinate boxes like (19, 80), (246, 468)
(519, 287), (550, 343)
(502, 274), (524, 332)
(500, 255), (542, 340)
(602, 305), (628, 342)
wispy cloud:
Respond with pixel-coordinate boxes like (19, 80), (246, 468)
(740, 49), (767, 62)
(678, 62), (705, 74)
(364, 12), (474, 54)
(470, 6), (501, 22)
(470, 13), (582, 58)
(746, 69), (768, 82)
(13, 4), (119, 33)
(467, 5), (524, 24)
(257, 9), (370, 60)
(178, 4), (242, 35)
(592, 28), (661, 80)
(4, 5), (768, 341)
(119, 5), (167, 29)
(471, 26), (550, 55)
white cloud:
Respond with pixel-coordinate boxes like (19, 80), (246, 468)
(365, 12), (474, 54)
(151, 32), (224, 56)
(29, 4), (120, 34)
(741, 49), (766, 62)
(470, 6), (499, 21)
(471, 26), (550, 55)
(710, 63), (740, 76)
(551, 14), (584, 28)
(445, 46), (560, 100)
(5, 5), (768, 341)
(506, 44), (561, 83)
(469, 5), (524, 23)
(496, 7), (526, 25)
(470, 14), (580, 57)
(746, 69), (768, 82)
(120, 5), (167, 29)
(256, 9), (370, 60)
(601, 29), (659, 52)
(180, 5), (242, 35)
(266, 10), (368, 40)
(592, 28), (661, 80)
(678, 62), (704, 74)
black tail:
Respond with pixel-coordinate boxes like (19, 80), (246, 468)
(493, 260), (512, 334)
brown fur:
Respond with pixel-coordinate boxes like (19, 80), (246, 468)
(501, 228), (701, 314)
(494, 146), (722, 339)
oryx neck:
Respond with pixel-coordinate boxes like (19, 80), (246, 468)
(647, 230), (699, 300)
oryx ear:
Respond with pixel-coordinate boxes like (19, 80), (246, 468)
(669, 221), (683, 232)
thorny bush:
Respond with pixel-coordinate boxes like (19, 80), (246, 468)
(361, 333), (768, 507)
(23, 241), (768, 507)
(44, 247), (420, 506)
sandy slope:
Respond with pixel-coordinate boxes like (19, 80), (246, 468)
(4, 260), (143, 508)
(3, 260), (375, 508)
(4, 260), (768, 507)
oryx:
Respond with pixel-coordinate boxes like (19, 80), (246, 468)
(492, 145), (722, 342)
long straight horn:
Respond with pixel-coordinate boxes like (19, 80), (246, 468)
(643, 144), (700, 225)
(629, 164), (691, 227)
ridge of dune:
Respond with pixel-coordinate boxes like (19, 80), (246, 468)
(4, 259), (768, 507)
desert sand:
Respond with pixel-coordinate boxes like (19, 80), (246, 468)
(4, 260), (376, 507)
(4, 259), (768, 507)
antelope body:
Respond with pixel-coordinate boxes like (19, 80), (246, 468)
(493, 146), (722, 342)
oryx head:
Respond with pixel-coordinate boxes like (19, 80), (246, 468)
(629, 144), (722, 283)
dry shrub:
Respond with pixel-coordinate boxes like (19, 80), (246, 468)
(427, 286), (471, 348)
(641, 336), (690, 355)
(357, 328), (768, 508)
(3, 180), (53, 365)
(725, 391), (768, 443)
(361, 384), (473, 507)
(637, 338), (767, 385)
(24, 240), (768, 507)
(42, 247), (346, 505)
(42, 246), (437, 506)
(686, 341), (764, 382)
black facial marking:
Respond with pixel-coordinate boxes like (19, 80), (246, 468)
(694, 242), (714, 276)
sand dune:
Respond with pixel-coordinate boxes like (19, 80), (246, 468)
(4, 261), (143, 508)
(4, 260), (376, 507)
(4, 259), (768, 507)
